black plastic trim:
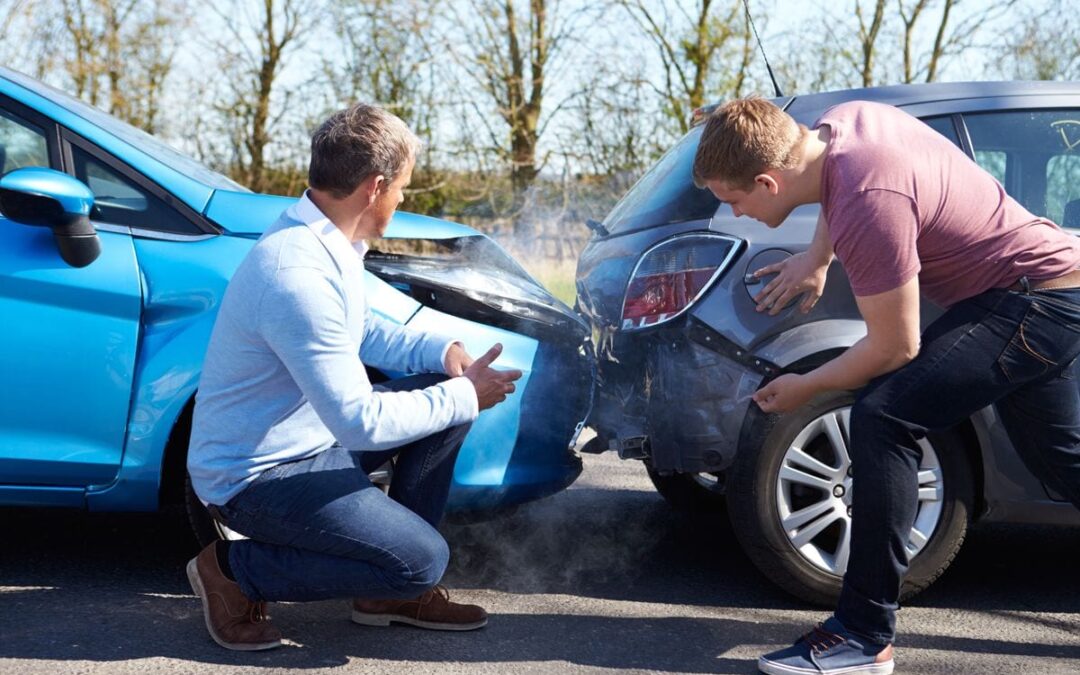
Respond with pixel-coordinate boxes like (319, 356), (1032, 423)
(0, 93), (64, 171)
(59, 128), (221, 237)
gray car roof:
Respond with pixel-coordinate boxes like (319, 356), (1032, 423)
(783, 80), (1080, 119)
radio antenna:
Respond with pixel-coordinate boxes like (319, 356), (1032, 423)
(742, 0), (783, 97)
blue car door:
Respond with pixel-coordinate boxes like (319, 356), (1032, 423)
(0, 99), (141, 497)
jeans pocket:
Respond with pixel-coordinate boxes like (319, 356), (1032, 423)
(996, 302), (1080, 384)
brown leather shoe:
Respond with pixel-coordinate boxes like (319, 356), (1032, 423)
(186, 543), (282, 650)
(351, 585), (487, 631)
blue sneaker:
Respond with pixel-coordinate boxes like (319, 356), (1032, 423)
(758, 617), (894, 674)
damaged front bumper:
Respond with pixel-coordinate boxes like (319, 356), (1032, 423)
(364, 234), (596, 511)
(587, 318), (769, 474)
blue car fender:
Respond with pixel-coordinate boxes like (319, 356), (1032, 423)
(87, 234), (253, 511)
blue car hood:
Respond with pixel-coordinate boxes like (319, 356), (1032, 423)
(204, 189), (482, 240)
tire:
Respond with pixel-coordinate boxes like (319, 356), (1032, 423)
(727, 391), (974, 606)
(646, 465), (727, 513)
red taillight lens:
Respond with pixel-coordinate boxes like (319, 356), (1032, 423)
(621, 234), (738, 330)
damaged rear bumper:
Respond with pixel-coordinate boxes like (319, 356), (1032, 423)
(587, 319), (768, 474)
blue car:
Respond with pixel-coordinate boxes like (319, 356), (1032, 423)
(0, 66), (592, 543)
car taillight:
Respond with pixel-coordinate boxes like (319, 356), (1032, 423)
(620, 233), (740, 330)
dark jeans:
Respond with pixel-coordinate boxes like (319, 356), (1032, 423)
(836, 285), (1080, 644)
(214, 374), (471, 603)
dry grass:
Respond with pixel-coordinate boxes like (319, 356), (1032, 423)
(518, 257), (578, 306)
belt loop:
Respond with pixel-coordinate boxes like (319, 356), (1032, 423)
(1020, 276), (1031, 294)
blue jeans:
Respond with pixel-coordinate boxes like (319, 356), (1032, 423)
(836, 285), (1080, 644)
(214, 374), (471, 603)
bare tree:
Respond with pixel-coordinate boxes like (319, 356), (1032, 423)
(448, 0), (592, 237)
(208, 0), (315, 193)
(853, 0), (886, 86)
(898, 0), (1016, 84)
(616, 0), (753, 134)
(324, 0), (442, 154)
(994, 0), (1080, 81)
(17, 0), (189, 131)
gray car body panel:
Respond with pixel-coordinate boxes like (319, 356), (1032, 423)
(578, 80), (1080, 525)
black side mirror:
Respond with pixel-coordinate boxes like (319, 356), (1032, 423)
(0, 167), (100, 268)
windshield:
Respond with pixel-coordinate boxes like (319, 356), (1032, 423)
(2, 67), (245, 192)
(602, 125), (719, 235)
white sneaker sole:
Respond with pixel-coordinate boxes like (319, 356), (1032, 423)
(758, 656), (894, 675)
(351, 610), (488, 631)
(186, 557), (281, 651)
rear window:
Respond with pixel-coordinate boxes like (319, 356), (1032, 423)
(602, 125), (719, 235)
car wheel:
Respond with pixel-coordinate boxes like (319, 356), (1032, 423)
(728, 392), (973, 606)
(646, 465), (726, 513)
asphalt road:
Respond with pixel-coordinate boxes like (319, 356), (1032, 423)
(2, 451), (1078, 674)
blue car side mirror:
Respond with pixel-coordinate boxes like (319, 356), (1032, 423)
(0, 167), (101, 268)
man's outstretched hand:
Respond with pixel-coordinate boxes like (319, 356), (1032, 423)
(463, 343), (522, 411)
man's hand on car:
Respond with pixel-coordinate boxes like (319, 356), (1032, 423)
(443, 342), (474, 376)
(752, 373), (818, 413)
(753, 250), (829, 315)
(463, 343), (523, 410)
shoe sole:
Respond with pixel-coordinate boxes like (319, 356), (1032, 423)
(757, 657), (894, 675)
(186, 558), (282, 651)
(351, 610), (488, 632)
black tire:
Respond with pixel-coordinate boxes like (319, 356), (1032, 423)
(728, 391), (974, 606)
(184, 474), (226, 548)
(646, 465), (727, 513)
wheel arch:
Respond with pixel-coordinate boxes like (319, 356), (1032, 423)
(159, 395), (196, 506)
(752, 346), (988, 523)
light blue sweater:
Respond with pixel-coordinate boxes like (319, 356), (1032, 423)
(188, 195), (478, 506)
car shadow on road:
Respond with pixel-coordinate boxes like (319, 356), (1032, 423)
(443, 484), (1080, 617)
(1, 484), (1077, 671)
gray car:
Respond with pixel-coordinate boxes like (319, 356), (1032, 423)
(575, 81), (1080, 605)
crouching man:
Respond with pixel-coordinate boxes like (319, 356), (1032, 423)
(186, 103), (521, 650)
(694, 98), (1080, 675)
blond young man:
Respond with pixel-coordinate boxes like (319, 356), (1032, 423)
(694, 98), (1080, 675)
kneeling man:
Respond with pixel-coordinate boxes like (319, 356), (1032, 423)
(187, 103), (520, 650)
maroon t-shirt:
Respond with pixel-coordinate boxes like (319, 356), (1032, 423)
(817, 101), (1080, 307)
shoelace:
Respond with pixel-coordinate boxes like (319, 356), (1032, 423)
(413, 585), (451, 618)
(419, 585), (451, 606)
(803, 623), (846, 655)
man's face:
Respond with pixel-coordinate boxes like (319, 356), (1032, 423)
(704, 175), (791, 228)
(358, 155), (416, 239)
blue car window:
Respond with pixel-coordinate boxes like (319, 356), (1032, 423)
(964, 109), (1080, 225)
(0, 109), (48, 175)
(70, 144), (203, 235)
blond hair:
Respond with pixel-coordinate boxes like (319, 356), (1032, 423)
(692, 97), (801, 191)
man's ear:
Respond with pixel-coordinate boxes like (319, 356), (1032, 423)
(356, 173), (385, 206)
(755, 172), (781, 195)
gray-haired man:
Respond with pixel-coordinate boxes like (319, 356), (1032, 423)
(186, 104), (521, 650)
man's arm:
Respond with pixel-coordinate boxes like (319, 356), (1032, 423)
(361, 309), (456, 374)
(753, 210), (834, 315)
(261, 268), (479, 449)
(753, 276), (921, 413)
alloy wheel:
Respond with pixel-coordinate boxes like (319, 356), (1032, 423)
(774, 406), (945, 576)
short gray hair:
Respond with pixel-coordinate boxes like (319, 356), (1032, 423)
(308, 103), (421, 199)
